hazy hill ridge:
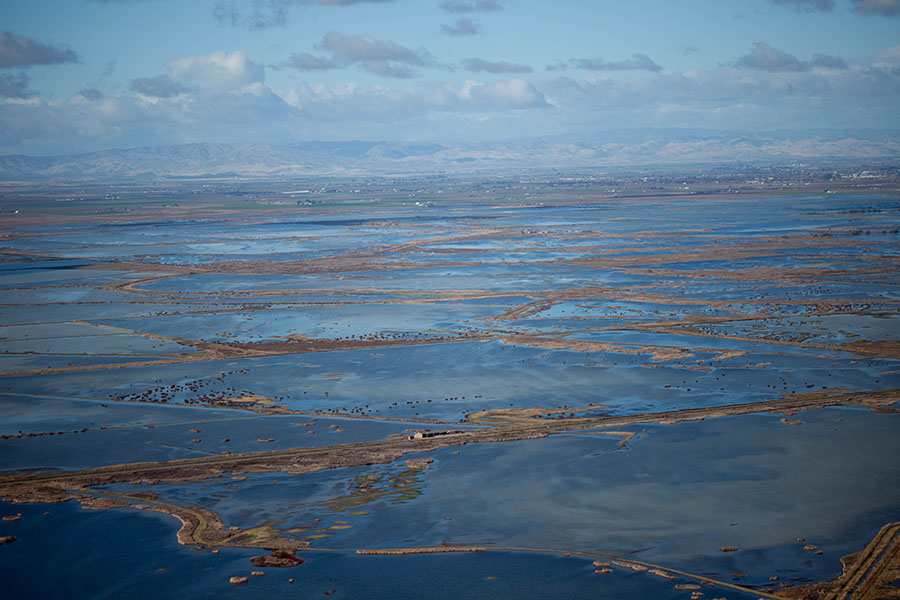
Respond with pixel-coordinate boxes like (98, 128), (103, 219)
(1, 130), (898, 181)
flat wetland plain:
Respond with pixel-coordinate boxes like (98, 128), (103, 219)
(1, 170), (899, 599)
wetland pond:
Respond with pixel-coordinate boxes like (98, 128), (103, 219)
(1, 194), (899, 598)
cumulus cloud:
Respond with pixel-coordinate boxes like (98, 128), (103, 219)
(573, 54), (662, 73)
(284, 32), (432, 78)
(441, 18), (482, 36)
(0, 31), (79, 68)
(735, 42), (846, 72)
(852, 0), (900, 15)
(462, 57), (532, 74)
(452, 78), (547, 108)
(440, 0), (503, 13)
(131, 75), (190, 98)
(166, 50), (264, 90)
(214, 0), (396, 29)
(771, 0), (834, 12)
(0, 71), (31, 98)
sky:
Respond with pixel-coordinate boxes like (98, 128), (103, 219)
(1, 0), (899, 155)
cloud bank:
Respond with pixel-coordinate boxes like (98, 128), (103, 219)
(2, 41), (899, 154)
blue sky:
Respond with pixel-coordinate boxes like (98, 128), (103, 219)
(1, 0), (899, 155)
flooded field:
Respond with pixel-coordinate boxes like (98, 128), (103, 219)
(1, 190), (899, 599)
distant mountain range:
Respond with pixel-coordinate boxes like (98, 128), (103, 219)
(1, 129), (898, 181)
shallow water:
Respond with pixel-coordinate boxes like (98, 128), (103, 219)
(1, 194), (899, 598)
(96, 407), (900, 589)
(0, 501), (764, 600)
(0, 389), (452, 470)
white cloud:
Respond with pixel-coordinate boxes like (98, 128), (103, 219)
(454, 78), (547, 108)
(166, 50), (264, 90)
